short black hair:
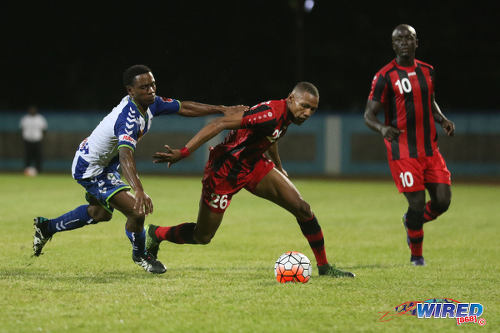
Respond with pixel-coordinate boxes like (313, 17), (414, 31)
(123, 64), (152, 87)
(293, 81), (319, 98)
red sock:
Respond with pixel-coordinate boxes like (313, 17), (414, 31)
(297, 215), (328, 266)
(407, 228), (424, 257)
(155, 223), (196, 244)
(423, 201), (440, 223)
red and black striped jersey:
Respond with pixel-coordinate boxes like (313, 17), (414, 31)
(369, 59), (438, 161)
(211, 99), (291, 172)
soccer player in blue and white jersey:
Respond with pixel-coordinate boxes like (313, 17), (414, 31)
(33, 64), (247, 274)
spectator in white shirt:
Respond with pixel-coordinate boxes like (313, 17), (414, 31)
(20, 106), (47, 174)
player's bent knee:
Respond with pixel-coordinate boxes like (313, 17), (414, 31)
(94, 211), (112, 222)
(127, 210), (146, 222)
(434, 198), (451, 214)
(193, 230), (214, 245)
(88, 206), (112, 222)
(194, 234), (212, 245)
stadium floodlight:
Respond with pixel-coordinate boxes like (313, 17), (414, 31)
(304, 0), (314, 12)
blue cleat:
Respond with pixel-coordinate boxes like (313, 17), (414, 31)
(411, 256), (426, 266)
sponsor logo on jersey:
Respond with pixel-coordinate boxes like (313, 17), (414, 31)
(119, 134), (137, 145)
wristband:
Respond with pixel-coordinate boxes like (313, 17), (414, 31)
(180, 146), (190, 158)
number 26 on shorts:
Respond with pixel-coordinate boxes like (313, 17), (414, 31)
(399, 171), (414, 188)
(209, 193), (228, 210)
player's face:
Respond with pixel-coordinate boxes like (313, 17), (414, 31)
(287, 91), (319, 125)
(127, 72), (157, 107)
(392, 27), (418, 59)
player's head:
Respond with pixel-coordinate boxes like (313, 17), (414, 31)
(123, 64), (156, 107)
(392, 24), (418, 60)
(27, 105), (38, 115)
(286, 82), (319, 125)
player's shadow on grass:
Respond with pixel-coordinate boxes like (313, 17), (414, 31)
(0, 267), (165, 283)
(343, 263), (407, 270)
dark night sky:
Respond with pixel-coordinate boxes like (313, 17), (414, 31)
(2, 1), (499, 112)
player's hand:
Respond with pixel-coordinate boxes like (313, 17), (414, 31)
(221, 105), (249, 115)
(152, 145), (183, 168)
(134, 189), (153, 216)
(441, 119), (455, 136)
(381, 126), (403, 141)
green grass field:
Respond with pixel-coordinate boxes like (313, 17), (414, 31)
(0, 174), (498, 332)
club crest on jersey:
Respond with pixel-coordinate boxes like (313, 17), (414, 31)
(161, 97), (173, 103)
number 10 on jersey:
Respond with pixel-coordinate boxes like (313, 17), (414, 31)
(395, 78), (412, 94)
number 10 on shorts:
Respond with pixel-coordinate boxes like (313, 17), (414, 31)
(399, 171), (414, 188)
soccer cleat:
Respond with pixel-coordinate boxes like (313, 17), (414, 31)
(411, 256), (426, 266)
(33, 217), (52, 256)
(145, 224), (160, 258)
(132, 251), (166, 274)
(317, 263), (355, 278)
(402, 214), (411, 249)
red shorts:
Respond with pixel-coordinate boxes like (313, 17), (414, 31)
(388, 149), (451, 193)
(201, 152), (275, 213)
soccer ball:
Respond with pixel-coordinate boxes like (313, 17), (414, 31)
(274, 251), (312, 283)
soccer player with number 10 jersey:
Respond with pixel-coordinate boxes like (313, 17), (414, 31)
(364, 24), (455, 266)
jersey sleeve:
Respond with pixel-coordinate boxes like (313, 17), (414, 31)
(368, 73), (388, 103)
(429, 67), (435, 93)
(149, 96), (181, 116)
(114, 106), (140, 151)
(240, 103), (278, 130)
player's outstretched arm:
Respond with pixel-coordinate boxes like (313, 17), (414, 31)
(267, 142), (288, 177)
(153, 111), (244, 166)
(431, 94), (455, 136)
(178, 101), (248, 117)
(119, 147), (153, 215)
(364, 100), (402, 141)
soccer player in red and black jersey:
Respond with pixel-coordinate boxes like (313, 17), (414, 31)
(364, 24), (455, 266)
(148, 82), (355, 278)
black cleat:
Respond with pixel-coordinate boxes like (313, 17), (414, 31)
(318, 263), (355, 278)
(145, 224), (160, 258)
(132, 251), (166, 274)
(33, 217), (52, 256)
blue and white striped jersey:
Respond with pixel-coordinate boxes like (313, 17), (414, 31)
(71, 95), (180, 180)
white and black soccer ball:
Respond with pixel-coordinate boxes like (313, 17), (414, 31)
(274, 251), (312, 283)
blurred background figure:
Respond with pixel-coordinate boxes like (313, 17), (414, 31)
(19, 105), (47, 176)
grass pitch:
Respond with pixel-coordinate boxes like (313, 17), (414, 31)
(0, 174), (498, 332)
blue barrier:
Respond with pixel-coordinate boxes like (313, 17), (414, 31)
(2, 111), (499, 176)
